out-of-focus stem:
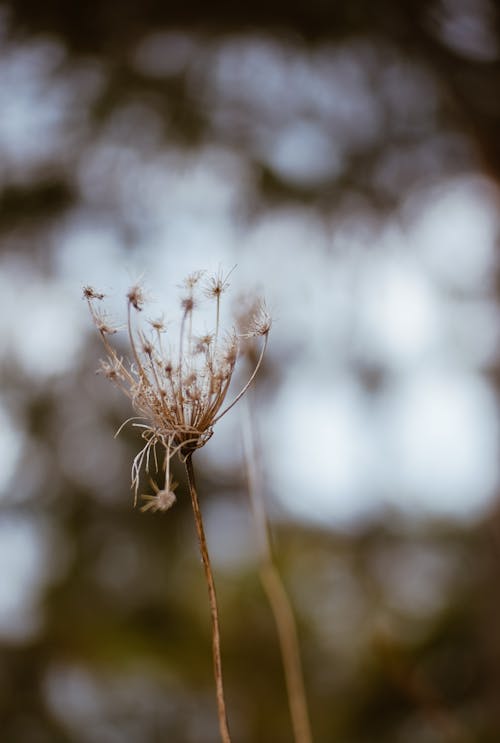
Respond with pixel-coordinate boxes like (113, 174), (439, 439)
(184, 454), (232, 743)
(242, 402), (313, 743)
(214, 333), (268, 424)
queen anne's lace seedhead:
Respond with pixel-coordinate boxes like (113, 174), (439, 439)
(84, 270), (270, 512)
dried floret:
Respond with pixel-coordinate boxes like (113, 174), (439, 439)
(127, 284), (145, 311)
(204, 266), (236, 300)
(181, 270), (205, 290)
(148, 315), (166, 332)
(140, 477), (178, 513)
(83, 286), (104, 300)
(241, 300), (272, 337)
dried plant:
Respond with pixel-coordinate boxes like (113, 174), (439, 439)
(242, 401), (313, 743)
(84, 271), (270, 743)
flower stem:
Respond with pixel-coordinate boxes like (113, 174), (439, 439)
(259, 563), (313, 743)
(184, 454), (232, 743)
(242, 402), (313, 743)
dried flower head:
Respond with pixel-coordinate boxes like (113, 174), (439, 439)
(83, 286), (105, 300)
(204, 266), (236, 300)
(85, 270), (270, 508)
(127, 283), (145, 311)
(182, 270), (205, 290)
(243, 300), (272, 338)
(140, 477), (178, 513)
(148, 315), (167, 332)
(94, 308), (120, 336)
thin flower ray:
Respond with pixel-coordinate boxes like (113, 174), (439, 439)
(114, 416), (148, 439)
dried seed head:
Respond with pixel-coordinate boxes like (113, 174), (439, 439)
(223, 335), (239, 366)
(181, 296), (196, 313)
(127, 284), (145, 311)
(241, 300), (272, 338)
(86, 269), (270, 509)
(148, 316), (166, 332)
(140, 478), (178, 513)
(98, 322), (118, 336)
(99, 358), (123, 380)
(93, 308), (119, 336)
(195, 333), (214, 353)
(204, 266), (236, 299)
(182, 270), (205, 290)
(83, 286), (105, 301)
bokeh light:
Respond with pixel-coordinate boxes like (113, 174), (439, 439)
(1, 2), (499, 740)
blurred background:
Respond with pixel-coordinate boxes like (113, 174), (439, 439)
(0, 1), (499, 741)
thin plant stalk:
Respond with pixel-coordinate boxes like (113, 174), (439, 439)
(185, 454), (232, 743)
(242, 402), (313, 743)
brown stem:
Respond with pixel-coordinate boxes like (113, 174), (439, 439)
(259, 565), (313, 743)
(242, 402), (313, 743)
(184, 454), (232, 743)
